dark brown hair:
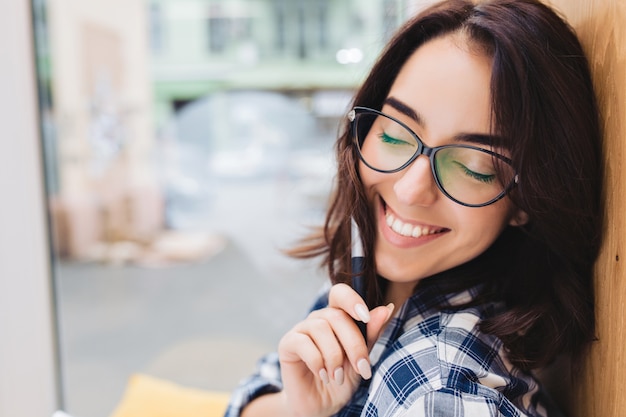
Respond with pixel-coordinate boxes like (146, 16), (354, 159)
(290, 0), (603, 371)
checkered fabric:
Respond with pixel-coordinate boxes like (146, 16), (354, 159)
(223, 283), (561, 417)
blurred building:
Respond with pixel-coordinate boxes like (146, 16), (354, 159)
(148, 0), (419, 129)
(147, 0), (425, 231)
(40, 0), (427, 260)
(45, 0), (161, 259)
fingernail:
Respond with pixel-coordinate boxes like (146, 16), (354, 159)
(333, 367), (344, 385)
(355, 304), (370, 323)
(357, 358), (371, 380)
(319, 368), (330, 384)
(386, 303), (395, 320)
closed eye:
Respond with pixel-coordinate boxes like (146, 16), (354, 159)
(380, 132), (413, 146)
(452, 161), (495, 183)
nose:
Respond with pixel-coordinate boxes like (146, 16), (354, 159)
(393, 155), (439, 206)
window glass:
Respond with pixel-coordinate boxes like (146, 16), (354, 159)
(32, 0), (422, 415)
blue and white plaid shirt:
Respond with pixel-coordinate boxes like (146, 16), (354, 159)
(224, 282), (560, 417)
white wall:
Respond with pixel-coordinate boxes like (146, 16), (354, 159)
(0, 1), (59, 416)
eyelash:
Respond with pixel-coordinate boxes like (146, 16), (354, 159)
(453, 161), (495, 183)
(380, 132), (410, 145)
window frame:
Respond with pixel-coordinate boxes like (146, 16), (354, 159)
(0, 0), (60, 415)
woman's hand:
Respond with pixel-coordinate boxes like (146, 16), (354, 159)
(277, 283), (394, 417)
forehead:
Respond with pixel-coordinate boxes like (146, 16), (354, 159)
(386, 34), (494, 138)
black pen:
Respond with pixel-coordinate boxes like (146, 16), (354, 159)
(351, 259), (367, 343)
(351, 219), (367, 341)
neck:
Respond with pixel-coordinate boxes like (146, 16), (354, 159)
(384, 281), (417, 308)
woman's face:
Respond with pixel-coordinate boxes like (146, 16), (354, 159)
(360, 34), (526, 285)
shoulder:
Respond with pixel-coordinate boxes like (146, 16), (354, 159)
(366, 306), (548, 417)
(393, 387), (522, 417)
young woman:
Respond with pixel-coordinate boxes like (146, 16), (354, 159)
(225, 0), (603, 416)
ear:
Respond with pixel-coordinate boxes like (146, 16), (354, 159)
(509, 209), (529, 227)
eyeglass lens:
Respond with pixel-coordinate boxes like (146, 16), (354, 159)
(354, 111), (515, 206)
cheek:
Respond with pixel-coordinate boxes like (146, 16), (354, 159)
(358, 162), (384, 196)
(477, 204), (516, 236)
(358, 161), (374, 187)
(452, 201), (516, 241)
(359, 160), (403, 193)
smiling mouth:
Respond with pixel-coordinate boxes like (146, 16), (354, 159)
(382, 200), (449, 238)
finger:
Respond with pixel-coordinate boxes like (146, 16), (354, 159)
(278, 331), (325, 377)
(366, 303), (395, 347)
(308, 307), (373, 380)
(337, 304), (395, 382)
(299, 317), (347, 383)
(327, 283), (370, 324)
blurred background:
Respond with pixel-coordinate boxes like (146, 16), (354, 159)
(30, 0), (429, 415)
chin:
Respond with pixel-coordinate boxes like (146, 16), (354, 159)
(376, 260), (430, 283)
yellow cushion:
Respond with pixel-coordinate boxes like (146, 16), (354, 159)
(110, 373), (231, 417)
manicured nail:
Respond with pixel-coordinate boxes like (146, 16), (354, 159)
(333, 367), (344, 385)
(357, 358), (371, 380)
(319, 368), (330, 384)
(386, 303), (395, 320)
(355, 304), (370, 323)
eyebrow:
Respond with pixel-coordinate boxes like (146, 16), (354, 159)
(384, 97), (422, 124)
(383, 96), (508, 149)
(456, 133), (506, 148)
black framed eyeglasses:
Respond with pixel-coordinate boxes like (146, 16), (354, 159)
(349, 106), (518, 207)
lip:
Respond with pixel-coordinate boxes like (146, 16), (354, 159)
(378, 197), (449, 248)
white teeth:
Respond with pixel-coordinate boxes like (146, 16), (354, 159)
(392, 219), (404, 234)
(385, 212), (439, 238)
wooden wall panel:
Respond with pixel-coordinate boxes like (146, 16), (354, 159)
(544, 1), (626, 415)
